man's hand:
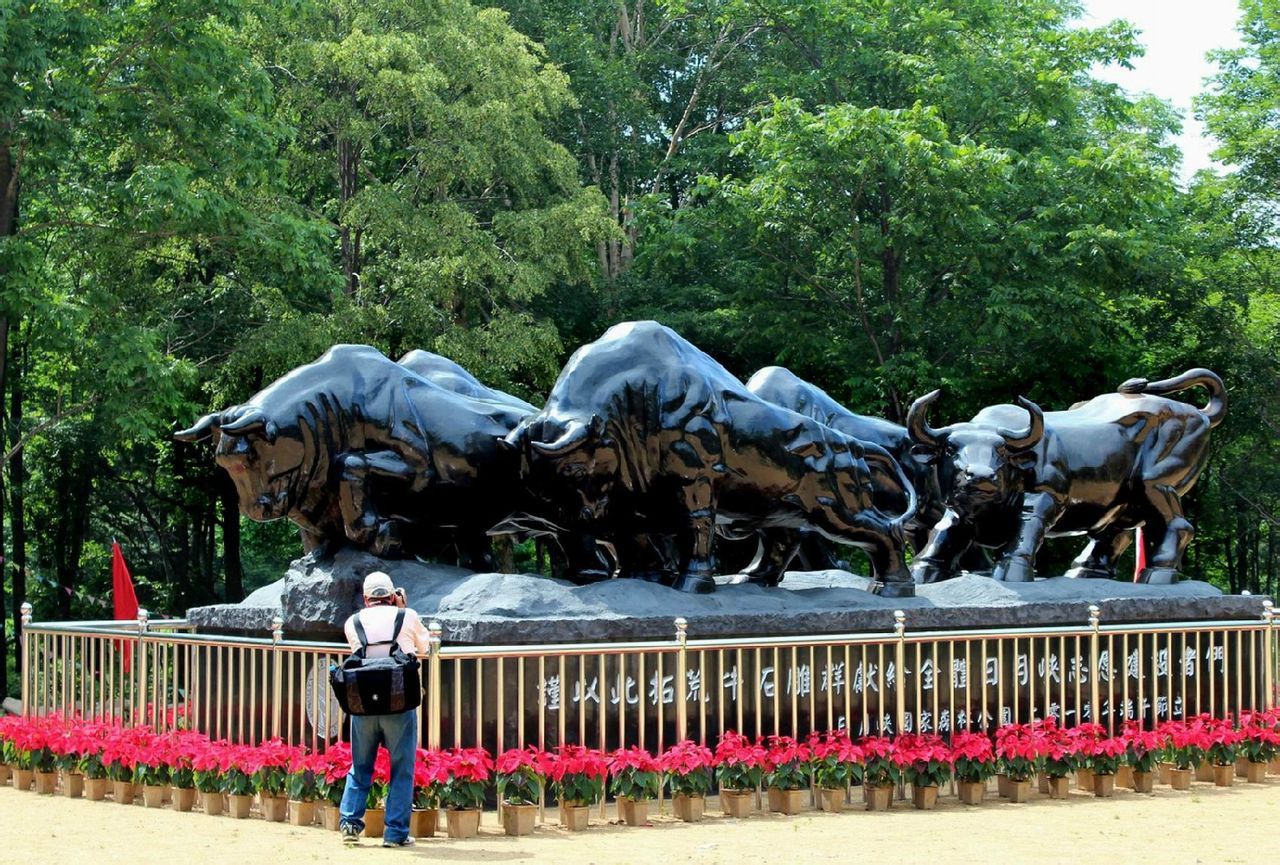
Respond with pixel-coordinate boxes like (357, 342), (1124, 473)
(394, 587), (407, 608)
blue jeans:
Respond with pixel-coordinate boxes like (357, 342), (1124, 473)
(339, 709), (418, 842)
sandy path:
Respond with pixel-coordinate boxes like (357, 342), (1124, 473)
(3, 778), (1276, 865)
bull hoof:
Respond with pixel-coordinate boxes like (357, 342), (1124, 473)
(911, 561), (954, 584)
(1136, 566), (1180, 585)
(993, 556), (1034, 582)
(871, 581), (916, 599)
(1064, 565), (1115, 580)
(673, 573), (716, 594)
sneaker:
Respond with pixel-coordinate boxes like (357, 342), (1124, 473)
(340, 822), (361, 845)
(381, 837), (415, 848)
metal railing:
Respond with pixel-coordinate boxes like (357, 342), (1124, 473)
(17, 599), (1280, 755)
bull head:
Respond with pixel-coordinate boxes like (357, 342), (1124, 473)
(176, 405), (297, 522)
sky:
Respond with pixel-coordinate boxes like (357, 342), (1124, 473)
(1080, 0), (1244, 181)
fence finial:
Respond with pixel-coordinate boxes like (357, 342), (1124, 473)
(270, 615), (284, 644)
(137, 608), (150, 633)
(19, 601), (32, 626)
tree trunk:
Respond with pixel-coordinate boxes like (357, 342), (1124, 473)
(220, 476), (243, 602)
(2, 138), (18, 678)
(337, 135), (362, 298)
(8, 336), (27, 684)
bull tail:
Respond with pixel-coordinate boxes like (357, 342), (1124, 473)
(1117, 367), (1227, 428)
(862, 443), (918, 537)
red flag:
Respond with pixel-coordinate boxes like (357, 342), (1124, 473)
(112, 540), (139, 672)
(1133, 526), (1146, 582)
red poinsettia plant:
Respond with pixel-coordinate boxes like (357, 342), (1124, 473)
(8, 715), (58, 772)
(1237, 712), (1280, 764)
(897, 733), (952, 788)
(950, 731), (996, 784)
(70, 723), (113, 780)
(438, 747), (493, 810)
(659, 740), (714, 798)
(132, 730), (172, 787)
(1066, 723), (1105, 771)
(316, 742), (353, 806)
(547, 744), (608, 807)
(994, 723), (1044, 782)
(413, 749), (446, 809)
(762, 735), (812, 791)
(859, 735), (900, 788)
(1121, 721), (1162, 774)
(248, 738), (300, 798)
(1086, 736), (1127, 776)
(221, 744), (257, 796)
(1034, 719), (1073, 779)
(285, 749), (319, 802)
(496, 746), (546, 806)
(191, 739), (229, 794)
(609, 745), (661, 800)
(808, 731), (863, 790)
(1159, 719), (1209, 770)
(713, 731), (767, 793)
(1204, 716), (1241, 767)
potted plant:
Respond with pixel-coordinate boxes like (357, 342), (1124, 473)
(1237, 712), (1278, 783)
(761, 735), (812, 815)
(1162, 720), (1205, 790)
(1206, 720), (1239, 787)
(1038, 722), (1073, 799)
(102, 728), (139, 805)
(439, 746), (492, 838)
(251, 738), (296, 822)
(1122, 723), (1160, 793)
(547, 744), (608, 830)
(411, 749), (443, 838)
(951, 731), (996, 805)
(1087, 736), (1126, 797)
(192, 740), (227, 815)
(608, 745), (661, 825)
(1067, 724), (1104, 792)
(808, 731), (862, 813)
(51, 725), (86, 798)
(496, 747), (544, 836)
(898, 734), (951, 810)
(0, 715), (19, 787)
(284, 750), (319, 826)
(660, 740), (714, 822)
(994, 723), (1043, 803)
(713, 732), (765, 818)
(314, 743), (351, 831)
(859, 735), (900, 812)
(134, 737), (173, 808)
(78, 730), (112, 801)
(166, 732), (201, 812)
(18, 716), (58, 794)
(222, 745), (257, 818)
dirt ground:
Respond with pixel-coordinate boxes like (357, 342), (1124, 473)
(3, 777), (1277, 865)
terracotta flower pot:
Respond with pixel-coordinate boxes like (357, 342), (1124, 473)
(143, 784), (166, 808)
(818, 787), (845, 812)
(1269, 757), (1280, 775)
(1132, 771), (1154, 794)
(1092, 773), (1115, 798)
(1037, 775), (1050, 794)
(287, 799), (316, 826)
(765, 786), (782, 812)
(0, 763), (10, 785)
(1169, 768), (1192, 790)
(85, 778), (109, 801)
(1007, 779), (1032, 803)
(445, 808), (481, 839)
(260, 795), (288, 822)
(996, 773), (1010, 798)
(618, 797), (650, 826)
(720, 789), (753, 818)
(410, 807), (437, 837)
(768, 787), (806, 815)
(362, 807), (386, 837)
(911, 785), (939, 810)
(319, 803), (341, 831)
(34, 771), (58, 795)
(1235, 757), (1249, 778)
(1075, 768), (1093, 791)
(113, 780), (135, 804)
(502, 802), (537, 836)
(1195, 762), (1215, 782)
(174, 786), (197, 812)
(203, 791), (225, 816)
(1157, 763), (1172, 785)
(60, 770), (84, 798)
(864, 784), (893, 812)
(674, 794), (706, 821)
(1047, 776), (1069, 799)
(1115, 766), (1134, 789)
(14, 769), (34, 791)
(1212, 764), (1234, 787)
(958, 780), (985, 805)
(560, 803), (591, 831)
(1246, 761), (1268, 784)
(227, 793), (254, 819)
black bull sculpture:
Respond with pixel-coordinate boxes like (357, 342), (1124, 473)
(174, 345), (531, 569)
(503, 321), (919, 596)
(906, 368), (1226, 584)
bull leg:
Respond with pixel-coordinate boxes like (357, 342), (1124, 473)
(993, 492), (1064, 582)
(337, 450), (418, 557)
(740, 529), (803, 587)
(1137, 485), (1192, 584)
(857, 528), (914, 598)
(910, 510), (974, 583)
(674, 478), (717, 594)
(1065, 528), (1132, 580)
(617, 533), (675, 584)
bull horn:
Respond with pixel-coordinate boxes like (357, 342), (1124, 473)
(905, 389), (946, 447)
(529, 420), (591, 456)
(998, 396), (1044, 450)
(174, 412), (222, 442)
(219, 408), (269, 437)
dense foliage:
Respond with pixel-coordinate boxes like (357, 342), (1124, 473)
(1, 0), (1277, 698)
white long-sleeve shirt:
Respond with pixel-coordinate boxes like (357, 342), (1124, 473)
(343, 605), (431, 658)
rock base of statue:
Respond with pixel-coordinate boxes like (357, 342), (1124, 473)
(187, 549), (1259, 645)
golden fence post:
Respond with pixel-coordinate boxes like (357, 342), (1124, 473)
(893, 611), (907, 735)
(271, 616), (284, 740)
(427, 621), (443, 751)
(1264, 600), (1275, 712)
(1088, 605), (1101, 726)
(20, 602), (33, 717)
(135, 608), (150, 728)
(675, 617), (689, 744)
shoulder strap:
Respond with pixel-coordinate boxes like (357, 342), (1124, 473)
(390, 608), (406, 643)
(352, 612), (371, 648)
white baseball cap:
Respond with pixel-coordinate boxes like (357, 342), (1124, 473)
(363, 571), (396, 598)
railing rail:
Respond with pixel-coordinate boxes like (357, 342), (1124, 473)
(18, 599), (1280, 758)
